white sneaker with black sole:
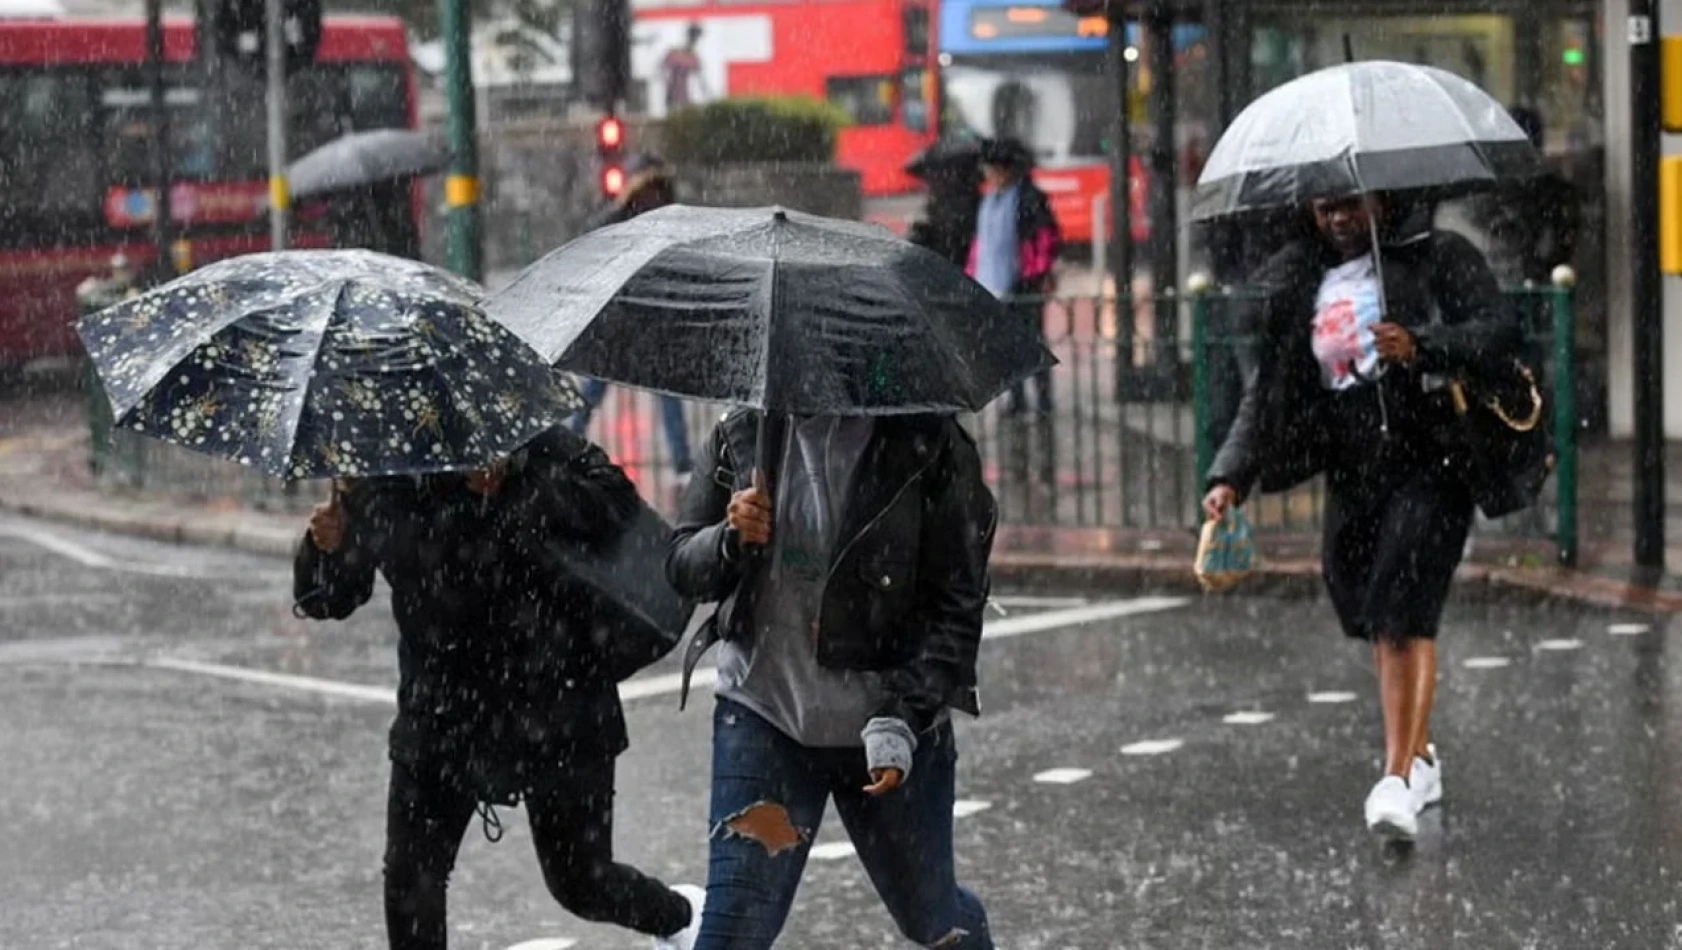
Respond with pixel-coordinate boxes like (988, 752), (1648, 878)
(1410, 744), (1442, 813)
(1364, 775), (1418, 842)
(653, 883), (706, 950)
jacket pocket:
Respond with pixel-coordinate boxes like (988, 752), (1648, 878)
(855, 555), (918, 657)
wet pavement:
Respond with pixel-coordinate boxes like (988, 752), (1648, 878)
(3, 513), (1682, 949)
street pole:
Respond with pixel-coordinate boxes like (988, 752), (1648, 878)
(1631, 0), (1665, 573)
(439, 0), (482, 282)
(1106, 10), (1131, 319)
(266, 0), (288, 251)
(1143, 0), (1177, 389)
(145, 0), (175, 277)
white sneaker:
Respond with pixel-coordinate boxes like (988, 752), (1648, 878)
(653, 883), (706, 950)
(1410, 744), (1442, 812)
(1364, 775), (1418, 842)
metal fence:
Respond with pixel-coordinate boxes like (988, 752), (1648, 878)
(84, 277), (1581, 564)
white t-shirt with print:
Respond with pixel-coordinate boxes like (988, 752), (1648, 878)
(1310, 254), (1385, 391)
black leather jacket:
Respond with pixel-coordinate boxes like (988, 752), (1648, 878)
(666, 411), (998, 734)
(1207, 229), (1519, 503)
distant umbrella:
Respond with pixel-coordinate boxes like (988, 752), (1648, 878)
(904, 136), (983, 180)
(288, 129), (450, 201)
(77, 250), (581, 481)
(485, 204), (1057, 418)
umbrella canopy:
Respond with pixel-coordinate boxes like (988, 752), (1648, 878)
(485, 204), (1056, 416)
(904, 136), (983, 180)
(78, 250), (582, 481)
(1193, 61), (1542, 221)
(288, 128), (450, 201)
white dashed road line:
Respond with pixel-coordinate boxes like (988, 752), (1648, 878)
(1463, 656), (1512, 669)
(1032, 768), (1093, 785)
(0, 524), (220, 579)
(137, 598), (1191, 707)
(504, 940), (577, 950)
(1222, 711), (1275, 725)
(1120, 739), (1184, 756)
(1609, 622), (1653, 636)
(810, 800), (996, 862)
(1307, 691), (1358, 704)
(1537, 638), (1585, 652)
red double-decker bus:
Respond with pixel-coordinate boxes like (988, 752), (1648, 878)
(630, 0), (938, 197)
(0, 13), (416, 365)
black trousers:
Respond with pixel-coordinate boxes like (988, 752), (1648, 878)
(383, 757), (691, 949)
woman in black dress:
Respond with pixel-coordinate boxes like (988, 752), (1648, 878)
(1202, 193), (1519, 843)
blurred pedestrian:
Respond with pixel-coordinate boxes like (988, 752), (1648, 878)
(907, 146), (983, 268)
(666, 410), (998, 949)
(662, 23), (707, 112)
(1436, 106), (1580, 287)
(1201, 192), (1521, 843)
(323, 178), (422, 260)
(292, 427), (704, 950)
(967, 137), (1060, 415)
(573, 153), (695, 479)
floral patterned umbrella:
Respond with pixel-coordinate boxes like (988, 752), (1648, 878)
(77, 250), (583, 481)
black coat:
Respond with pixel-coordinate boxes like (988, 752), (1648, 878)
(292, 427), (641, 803)
(1207, 229), (1520, 503)
(666, 411), (997, 735)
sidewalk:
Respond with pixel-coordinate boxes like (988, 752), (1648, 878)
(3, 424), (1680, 614)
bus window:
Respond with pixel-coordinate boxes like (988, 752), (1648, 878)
(900, 67), (930, 133)
(827, 74), (895, 126)
(0, 69), (100, 220)
(902, 5), (929, 57)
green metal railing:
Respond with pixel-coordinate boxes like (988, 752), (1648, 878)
(1188, 269), (1581, 567)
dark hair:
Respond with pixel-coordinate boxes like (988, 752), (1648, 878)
(1508, 106), (1544, 147)
(980, 136), (1033, 171)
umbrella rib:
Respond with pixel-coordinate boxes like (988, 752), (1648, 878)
(273, 280), (349, 480)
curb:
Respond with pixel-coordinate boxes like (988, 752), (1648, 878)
(4, 489), (1681, 615)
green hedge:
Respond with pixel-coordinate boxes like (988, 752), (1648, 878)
(662, 96), (850, 166)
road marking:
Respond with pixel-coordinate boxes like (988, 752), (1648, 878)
(505, 940), (577, 950)
(952, 799), (992, 818)
(0, 524), (218, 579)
(1609, 622), (1653, 636)
(1033, 768), (1093, 785)
(1463, 656), (1512, 669)
(1307, 691), (1358, 704)
(146, 657), (398, 704)
(1121, 738), (1183, 756)
(1537, 638), (1584, 652)
(137, 598), (1192, 707)
(990, 595), (1090, 609)
(980, 596), (1189, 643)
(809, 841), (857, 861)
(1222, 711), (1275, 725)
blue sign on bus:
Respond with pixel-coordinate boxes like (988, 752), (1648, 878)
(939, 0), (1204, 55)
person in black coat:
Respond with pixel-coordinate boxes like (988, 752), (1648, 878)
(1202, 192), (1520, 844)
(292, 426), (703, 950)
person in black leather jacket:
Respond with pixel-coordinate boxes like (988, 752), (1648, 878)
(665, 409), (999, 949)
(1202, 193), (1519, 845)
(292, 426), (703, 950)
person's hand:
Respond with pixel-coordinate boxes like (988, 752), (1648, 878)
(1372, 322), (1416, 364)
(1202, 484), (1239, 523)
(863, 768), (904, 796)
(727, 486), (773, 546)
(465, 461), (509, 497)
(309, 490), (346, 553)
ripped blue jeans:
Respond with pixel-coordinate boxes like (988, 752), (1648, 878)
(696, 698), (993, 950)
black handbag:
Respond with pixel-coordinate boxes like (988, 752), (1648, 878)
(1448, 358), (1554, 519)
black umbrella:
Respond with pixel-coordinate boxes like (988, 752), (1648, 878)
(77, 250), (583, 481)
(485, 204), (1056, 418)
(1193, 61), (1541, 221)
(288, 128), (450, 201)
(904, 136), (983, 180)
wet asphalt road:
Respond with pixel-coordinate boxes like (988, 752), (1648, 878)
(2, 513), (1680, 950)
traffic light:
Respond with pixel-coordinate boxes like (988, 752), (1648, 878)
(211, 0), (322, 73)
(575, 0), (631, 110)
(596, 114), (626, 198)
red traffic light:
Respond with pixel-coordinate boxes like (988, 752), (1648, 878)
(601, 165), (627, 197)
(596, 115), (625, 150)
